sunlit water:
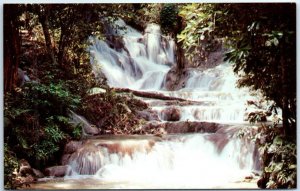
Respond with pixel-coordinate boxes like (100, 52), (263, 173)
(31, 19), (262, 189)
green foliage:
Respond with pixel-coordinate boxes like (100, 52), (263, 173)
(5, 4), (147, 186)
(178, 4), (217, 63)
(33, 140), (60, 161)
(160, 4), (179, 35)
(24, 82), (81, 114)
(255, 123), (296, 188)
(138, 4), (161, 24)
(241, 112), (296, 189)
(72, 123), (83, 140)
(218, 4), (296, 136)
(79, 89), (148, 134)
(45, 118), (66, 142)
(4, 143), (19, 189)
(179, 3), (296, 135)
(4, 81), (81, 168)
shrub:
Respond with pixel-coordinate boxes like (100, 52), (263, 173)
(4, 82), (81, 168)
(256, 123), (296, 188)
(4, 143), (19, 189)
(78, 89), (148, 134)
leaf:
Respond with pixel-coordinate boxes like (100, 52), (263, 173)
(273, 38), (279, 46)
(273, 136), (283, 146)
(273, 162), (283, 172)
(200, 34), (205, 40)
(289, 164), (296, 169)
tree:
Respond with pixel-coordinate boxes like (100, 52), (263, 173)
(160, 4), (185, 70)
(34, 4), (58, 65)
(216, 3), (296, 137)
(177, 3), (217, 67)
(4, 4), (23, 93)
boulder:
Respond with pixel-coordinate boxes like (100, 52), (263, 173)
(15, 175), (35, 187)
(161, 107), (181, 121)
(61, 154), (71, 165)
(84, 124), (100, 135)
(205, 133), (230, 153)
(64, 141), (83, 154)
(32, 168), (44, 178)
(142, 121), (165, 134)
(88, 87), (107, 95)
(142, 121), (226, 134)
(164, 67), (190, 91)
(68, 145), (102, 175)
(19, 159), (33, 177)
(136, 109), (160, 121)
(69, 111), (100, 135)
(165, 121), (226, 133)
(44, 165), (68, 177)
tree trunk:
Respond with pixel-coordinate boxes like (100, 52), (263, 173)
(38, 5), (57, 65)
(175, 16), (185, 71)
(113, 87), (200, 104)
(4, 4), (20, 93)
(57, 29), (66, 66)
(175, 39), (185, 71)
(57, 6), (77, 66)
(280, 41), (291, 136)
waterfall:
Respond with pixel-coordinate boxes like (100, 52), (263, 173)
(56, 19), (262, 189)
(89, 19), (175, 90)
(65, 132), (259, 188)
(89, 19), (258, 123)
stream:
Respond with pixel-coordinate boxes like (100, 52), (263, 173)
(29, 19), (262, 189)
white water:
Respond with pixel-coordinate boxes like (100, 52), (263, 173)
(40, 19), (261, 189)
(89, 19), (258, 123)
(89, 19), (175, 90)
(64, 133), (258, 188)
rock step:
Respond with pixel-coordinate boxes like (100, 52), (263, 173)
(113, 87), (201, 103)
(142, 121), (231, 134)
(144, 99), (214, 107)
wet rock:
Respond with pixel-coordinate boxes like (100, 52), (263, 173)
(69, 111), (100, 135)
(15, 175), (35, 187)
(186, 39), (224, 69)
(165, 121), (225, 134)
(88, 87), (107, 95)
(142, 121), (165, 134)
(136, 109), (160, 121)
(99, 140), (155, 156)
(44, 165), (68, 177)
(64, 141), (83, 154)
(85, 124), (100, 135)
(205, 133), (230, 153)
(164, 121), (189, 133)
(19, 159), (34, 177)
(245, 175), (254, 179)
(257, 175), (268, 188)
(161, 107), (181, 121)
(17, 68), (30, 87)
(32, 168), (44, 178)
(164, 67), (190, 90)
(155, 127), (167, 137)
(68, 145), (102, 175)
(142, 121), (226, 134)
(107, 35), (125, 51)
(61, 154), (71, 165)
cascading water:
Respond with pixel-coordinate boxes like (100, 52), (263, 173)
(34, 19), (262, 189)
(63, 132), (258, 188)
(89, 19), (175, 90)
